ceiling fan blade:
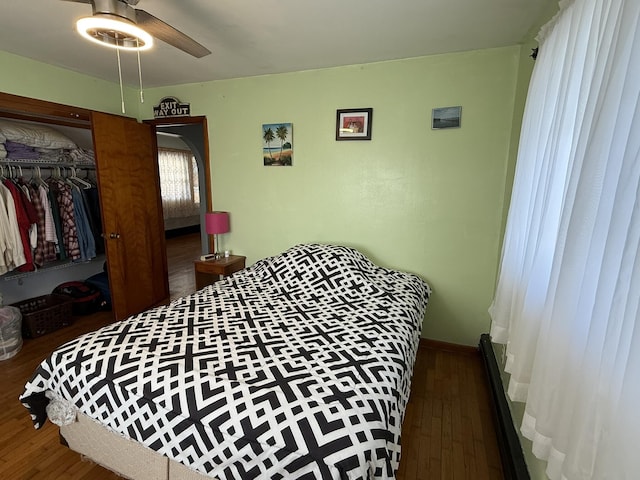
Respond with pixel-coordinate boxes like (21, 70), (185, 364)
(135, 9), (211, 58)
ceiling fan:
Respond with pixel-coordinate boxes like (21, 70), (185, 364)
(67, 0), (211, 58)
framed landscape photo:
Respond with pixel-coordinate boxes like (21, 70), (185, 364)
(263, 123), (293, 166)
(432, 106), (462, 129)
(336, 108), (373, 141)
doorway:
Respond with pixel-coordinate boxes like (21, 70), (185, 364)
(148, 116), (212, 299)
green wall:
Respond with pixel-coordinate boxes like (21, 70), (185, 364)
(143, 47), (521, 346)
(1, 46), (523, 346)
(0, 50), (138, 116)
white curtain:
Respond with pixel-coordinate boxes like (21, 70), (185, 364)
(489, 0), (640, 478)
(157, 148), (200, 220)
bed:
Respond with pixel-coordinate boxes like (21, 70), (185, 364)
(21, 243), (431, 479)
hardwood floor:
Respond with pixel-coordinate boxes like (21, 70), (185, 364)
(0, 235), (503, 479)
(0, 310), (120, 480)
(166, 232), (200, 300)
(398, 345), (504, 479)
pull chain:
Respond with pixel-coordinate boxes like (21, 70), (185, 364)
(116, 46), (125, 114)
(137, 39), (144, 104)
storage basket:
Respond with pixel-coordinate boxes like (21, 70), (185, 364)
(11, 294), (74, 338)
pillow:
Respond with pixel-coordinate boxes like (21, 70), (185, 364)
(0, 119), (77, 150)
(250, 243), (384, 293)
(244, 243), (431, 308)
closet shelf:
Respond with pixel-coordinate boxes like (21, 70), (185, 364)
(0, 159), (95, 168)
(2, 254), (105, 282)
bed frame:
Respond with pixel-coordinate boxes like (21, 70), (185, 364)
(60, 413), (212, 480)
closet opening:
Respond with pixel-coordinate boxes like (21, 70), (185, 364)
(1, 93), (169, 319)
(0, 116), (106, 306)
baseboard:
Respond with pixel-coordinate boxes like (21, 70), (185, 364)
(165, 225), (200, 239)
(419, 338), (478, 355)
(479, 333), (530, 480)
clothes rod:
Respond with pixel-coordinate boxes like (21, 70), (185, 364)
(0, 160), (95, 168)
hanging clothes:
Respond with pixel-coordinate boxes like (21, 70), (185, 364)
(16, 179), (37, 251)
(71, 187), (96, 261)
(46, 184), (66, 261)
(80, 186), (104, 254)
(27, 183), (56, 266)
(3, 178), (36, 272)
(0, 181), (26, 274)
(36, 183), (58, 262)
(47, 178), (80, 261)
(0, 184), (10, 274)
(0, 161), (102, 276)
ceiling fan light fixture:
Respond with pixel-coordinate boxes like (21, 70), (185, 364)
(76, 15), (153, 51)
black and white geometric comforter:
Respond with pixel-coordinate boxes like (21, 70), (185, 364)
(21, 244), (430, 480)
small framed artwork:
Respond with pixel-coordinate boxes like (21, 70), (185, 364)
(336, 108), (373, 141)
(263, 123), (293, 166)
(432, 106), (462, 129)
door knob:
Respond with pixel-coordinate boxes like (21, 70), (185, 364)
(109, 233), (121, 239)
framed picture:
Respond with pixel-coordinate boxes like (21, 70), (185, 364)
(336, 108), (373, 141)
(432, 106), (462, 129)
(263, 123), (293, 166)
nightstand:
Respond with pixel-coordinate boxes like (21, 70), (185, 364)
(194, 255), (246, 289)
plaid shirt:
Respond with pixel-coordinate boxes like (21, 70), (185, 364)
(47, 179), (81, 261)
(28, 183), (57, 266)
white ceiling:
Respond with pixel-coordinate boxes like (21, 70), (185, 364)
(0, 0), (553, 88)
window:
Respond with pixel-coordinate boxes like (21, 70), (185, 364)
(157, 148), (199, 220)
(489, 1), (640, 478)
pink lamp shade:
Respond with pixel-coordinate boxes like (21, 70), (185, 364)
(205, 212), (230, 235)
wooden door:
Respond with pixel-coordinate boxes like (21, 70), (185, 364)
(91, 111), (169, 320)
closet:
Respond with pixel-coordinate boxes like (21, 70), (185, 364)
(0, 92), (169, 321)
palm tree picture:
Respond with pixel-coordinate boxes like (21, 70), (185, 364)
(263, 123), (293, 166)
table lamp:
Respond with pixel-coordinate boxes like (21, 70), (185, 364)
(205, 211), (230, 259)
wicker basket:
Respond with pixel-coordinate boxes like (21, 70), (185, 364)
(11, 294), (74, 338)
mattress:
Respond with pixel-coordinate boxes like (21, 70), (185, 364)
(22, 243), (431, 479)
